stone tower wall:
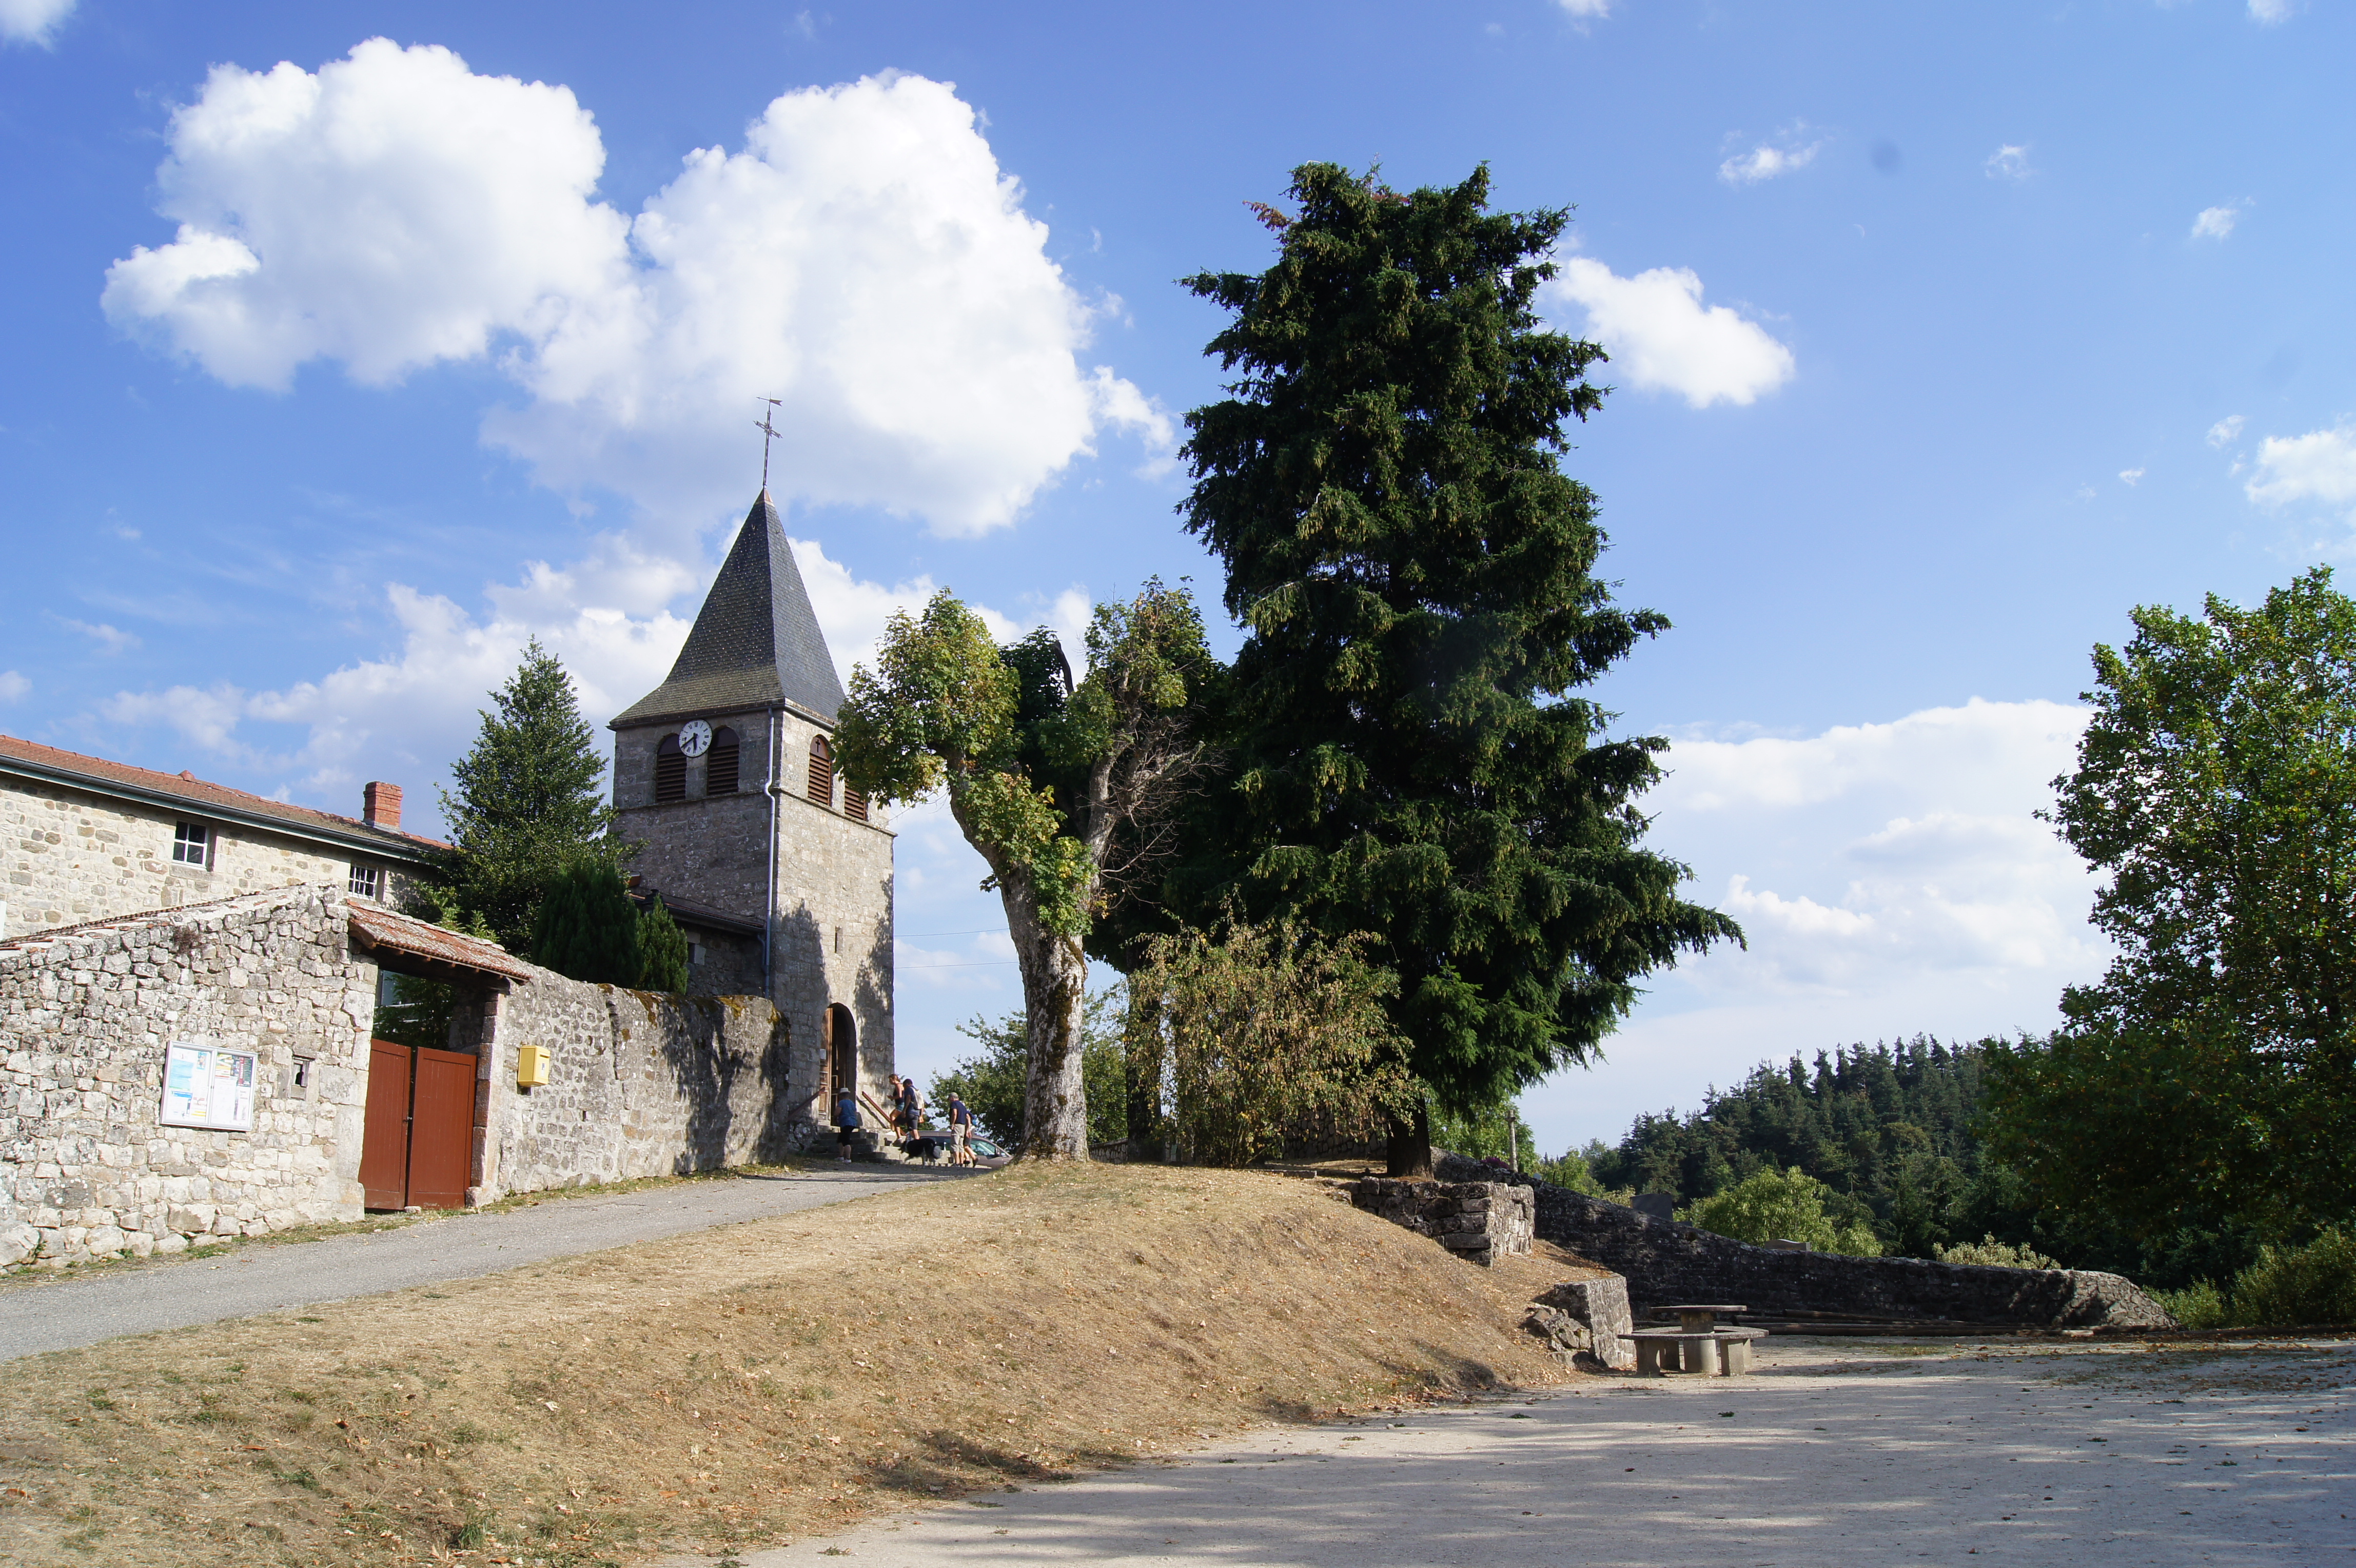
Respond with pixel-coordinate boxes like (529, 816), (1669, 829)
(611, 706), (893, 1122)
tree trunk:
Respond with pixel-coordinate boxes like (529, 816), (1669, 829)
(1385, 1100), (1432, 1178)
(1003, 886), (1092, 1161)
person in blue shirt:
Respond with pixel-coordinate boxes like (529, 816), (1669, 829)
(833, 1086), (861, 1162)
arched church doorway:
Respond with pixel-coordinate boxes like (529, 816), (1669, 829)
(826, 1003), (857, 1103)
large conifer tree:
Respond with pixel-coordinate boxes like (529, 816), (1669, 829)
(529, 859), (642, 985)
(1177, 163), (1740, 1172)
(434, 639), (626, 951)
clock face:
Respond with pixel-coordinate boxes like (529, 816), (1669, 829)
(677, 719), (713, 757)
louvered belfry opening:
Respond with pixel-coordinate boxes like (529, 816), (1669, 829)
(654, 734), (687, 803)
(707, 726), (740, 796)
(843, 786), (868, 823)
(807, 734), (835, 807)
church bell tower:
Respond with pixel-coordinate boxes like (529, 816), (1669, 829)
(608, 491), (893, 1134)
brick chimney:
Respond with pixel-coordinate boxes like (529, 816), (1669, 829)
(362, 781), (403, 831)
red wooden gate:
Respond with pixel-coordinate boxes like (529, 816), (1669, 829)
(359, 1040), (477, 1210)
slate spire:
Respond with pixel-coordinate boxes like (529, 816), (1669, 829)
(610, 491), (847, 729)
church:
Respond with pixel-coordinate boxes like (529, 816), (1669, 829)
(607, 489), (896, 1121)
(0, 490), (897, 1269)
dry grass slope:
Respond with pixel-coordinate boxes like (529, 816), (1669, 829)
(0, 1164), (1589, 1567)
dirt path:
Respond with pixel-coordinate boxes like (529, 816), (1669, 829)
(0, 1166), (947, 1361)
(673, 1336), (2355, 1568)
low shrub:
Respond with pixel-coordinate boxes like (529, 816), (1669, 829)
(2229, 1229), (2356, 1327)
(2152, 1279), (2232, 1330)
(1932, 1234), (2060, 1269)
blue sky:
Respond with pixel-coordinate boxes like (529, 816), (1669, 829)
(6, 0), (2352, 1150)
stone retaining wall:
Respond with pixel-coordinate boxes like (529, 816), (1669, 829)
(1437, 1154), (2173, 1329)
(1347, 1178), (1533, 1266)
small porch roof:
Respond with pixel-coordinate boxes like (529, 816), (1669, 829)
(346, 900), (537, 991)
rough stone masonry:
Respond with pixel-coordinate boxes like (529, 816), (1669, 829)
(1346, 1178), (1535, 1266)
(1436, 1153), (2175, 1329)
(0, 884), (834, 1270)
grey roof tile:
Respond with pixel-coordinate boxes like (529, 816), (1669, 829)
(611, 491), (847, 729)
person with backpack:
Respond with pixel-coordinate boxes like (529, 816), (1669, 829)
(833, 1083), (861, 1162)
(899, 1075), (924, 1142)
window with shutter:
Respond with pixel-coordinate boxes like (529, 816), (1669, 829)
(843, 788), (868, 823)
(807, 735), (835, 807)
(708, 727), (740, 795)
(654, 734), (686, 802)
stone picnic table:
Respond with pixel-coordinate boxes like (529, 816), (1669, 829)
(1626, 1303), (1768, 1376)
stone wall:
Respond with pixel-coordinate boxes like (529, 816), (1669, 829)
(476, 982), (809, 1199)
(1437, 1154), (2174, 1329)
(1347, 1178), (1534, 1266)
(0, 886), (375, 1267)
(3, 774), (413, 938)
(0, 884), (834, 1267)
(1523, 1276), (1636, 1370)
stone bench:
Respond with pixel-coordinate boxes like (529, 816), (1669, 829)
(1627, 1326), (1768, 1376)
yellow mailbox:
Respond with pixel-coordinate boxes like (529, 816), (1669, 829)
(515, 1045), (551, 1088)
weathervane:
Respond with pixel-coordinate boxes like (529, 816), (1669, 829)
(755, 397), (786, 489)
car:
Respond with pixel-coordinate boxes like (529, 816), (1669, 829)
(901, 1131), (1012, 1169)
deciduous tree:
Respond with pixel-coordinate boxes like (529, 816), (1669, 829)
(1127, 916), (1415, 1168)
(835, 582), (1216, 1159)
(1987, 567), (2356, 1241)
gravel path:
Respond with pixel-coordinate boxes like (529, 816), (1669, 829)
(671, 1336), (2355, 1568)
(0, 1167), (949, 1361)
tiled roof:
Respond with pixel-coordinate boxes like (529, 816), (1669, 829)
(610, 489), (847, 730)
(0, 733), (443, 859)
(346, 900), (537, 985)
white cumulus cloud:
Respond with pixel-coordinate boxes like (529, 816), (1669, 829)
(1556, 0), (1611, 17)
(0, 671), (29, 702)
(1523, 698), (2106, 1149)
(103, 41), (1163, 539)
(2191, 203), (2245, 240)
(2246, 425), (2356, 508)
(2119, 467), (2145, 486)
(0, 0), (74, 46)
(1545, 257), (1795, 408)
(2249, 0), (2294, 24)
(2208, 414), (2246, 448)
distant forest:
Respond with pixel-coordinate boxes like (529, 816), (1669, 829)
(1576, 1038), (2039, 1264)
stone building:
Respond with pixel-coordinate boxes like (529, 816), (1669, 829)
(0, 885), (801, 1267)
(2, 734), (433, 938)
(607, 489), (895, 1127)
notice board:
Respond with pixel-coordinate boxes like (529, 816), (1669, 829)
(160, 1041), (257, 1132)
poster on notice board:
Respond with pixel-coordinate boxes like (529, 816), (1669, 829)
(159, 1041), (257, 1132)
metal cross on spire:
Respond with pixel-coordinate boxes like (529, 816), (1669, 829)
(755, 397), (786, 489)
